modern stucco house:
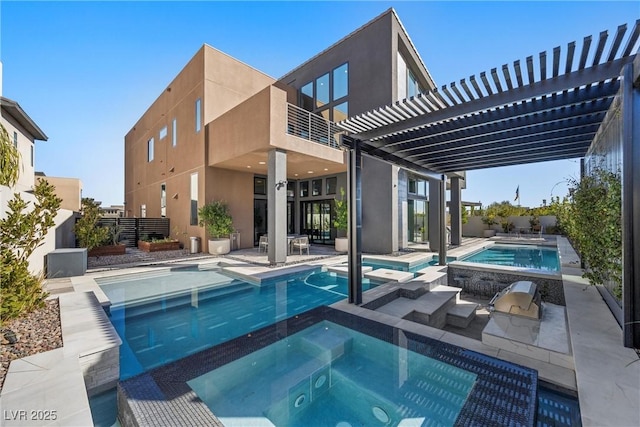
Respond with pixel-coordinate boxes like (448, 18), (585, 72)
(125, 8), (465, 263)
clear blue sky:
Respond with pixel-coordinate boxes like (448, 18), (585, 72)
(1, 1), (638, 207)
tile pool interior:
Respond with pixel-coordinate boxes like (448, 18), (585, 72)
(91, 253), (580, 426)
(459, 244), (560, 272)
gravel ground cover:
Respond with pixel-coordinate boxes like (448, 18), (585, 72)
(0, 299), (63, 390)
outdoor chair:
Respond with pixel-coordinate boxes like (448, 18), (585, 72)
(291, 236), (310, 255)
(258, 235), (268, 253)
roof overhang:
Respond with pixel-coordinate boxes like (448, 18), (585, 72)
(338, 20), (639, 173)
(0, 96), (48, 141)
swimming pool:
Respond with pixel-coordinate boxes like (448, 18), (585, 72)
(98, 265), (376, 379)
(117, 306), (539, 426)
(460, 244), (560, 272)
(188, 320), (477, 426)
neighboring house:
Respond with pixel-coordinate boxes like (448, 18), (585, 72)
(124, 8), (465, 260)
(99, 204), (125, 218)
(1, 97), (77, 273)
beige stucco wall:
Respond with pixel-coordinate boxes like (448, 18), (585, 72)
(208, 85), (345, 167)
(1, 111), (36, 193)
(124, 45), (276, 249)
(39, 176), (82, 211)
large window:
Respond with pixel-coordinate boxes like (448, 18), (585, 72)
(190, 173), (198, 225)
(195, 98), (201, 133)
(300, 63), (349, 122)
(147, 137), (154, 162)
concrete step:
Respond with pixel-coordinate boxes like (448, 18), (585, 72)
(364, 268), (414, 284)
(375, 285), (461, 329)
(446, 302), (478, 328)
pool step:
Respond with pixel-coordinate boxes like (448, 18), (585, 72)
(299, 324), (353, 363)
(375, 285), (461, 329)
(446, 301), (478, 328)
(364, 268), (414, 284)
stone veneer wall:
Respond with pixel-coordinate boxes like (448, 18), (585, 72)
(447, 265), (565, 306)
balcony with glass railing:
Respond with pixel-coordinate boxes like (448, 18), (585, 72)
(286, 103), (344, 149)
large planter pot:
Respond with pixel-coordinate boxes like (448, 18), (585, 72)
(483, 229), (497, 238)
(208, 238), (231, 255)
(138, 240), (181, 252)
(88, 244), (126, 257)
(335, 237), (348, 253)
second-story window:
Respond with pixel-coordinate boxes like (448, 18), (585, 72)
(159, 125), (168, 140)
(333, 63), (348, 100)
(299, 63), (349, 121)
(13, 131), (18, 148)
(316, 73), (329, 108)
(195, 98), (202, 133)
(147, 137), (154, 162)
(172, 118), (177, 147)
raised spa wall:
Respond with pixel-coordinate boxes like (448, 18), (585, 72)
(447, 262), (566, 306)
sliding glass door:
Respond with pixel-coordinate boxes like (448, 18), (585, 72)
(300, 200), (335, 244)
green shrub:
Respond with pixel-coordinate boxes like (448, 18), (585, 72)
(75, 198), (109, 251)
(199, 201), (234, 239)
(0, 179), (61, 324)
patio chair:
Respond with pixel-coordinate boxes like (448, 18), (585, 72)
(258, 235), (268, 252)
(291, 236), (310, 255)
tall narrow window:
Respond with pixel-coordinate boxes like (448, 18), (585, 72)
(301, 82), (314, 111)
(172, 118), (177, 147)
(140, 204), (147, 218)
(30, 145), (34, 167)
(190, 173), (198, 225)
(312, 179), (322, 196)
(332, 63), (348, 100)
(159, 125), (168, 139)
(316, 73), (329, 108)
(160, 183), (167, 217)
(13, 131), (18, 148)
(326, 177), (337, 195)
(195, 98), (201, 133)
(147, 137), (154, 162)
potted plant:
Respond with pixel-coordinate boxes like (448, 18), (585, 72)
(90, 223), (126, 256)
(333, 188), (348, 252)
(199, 200), (234, 254)
(137, 234), (181, 252)
(481, 214), (497, 238)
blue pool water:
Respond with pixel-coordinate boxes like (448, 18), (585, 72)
(188, 320), (477, 426)
(98, 266), (376, 379)
(461, 245), (560, 272)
